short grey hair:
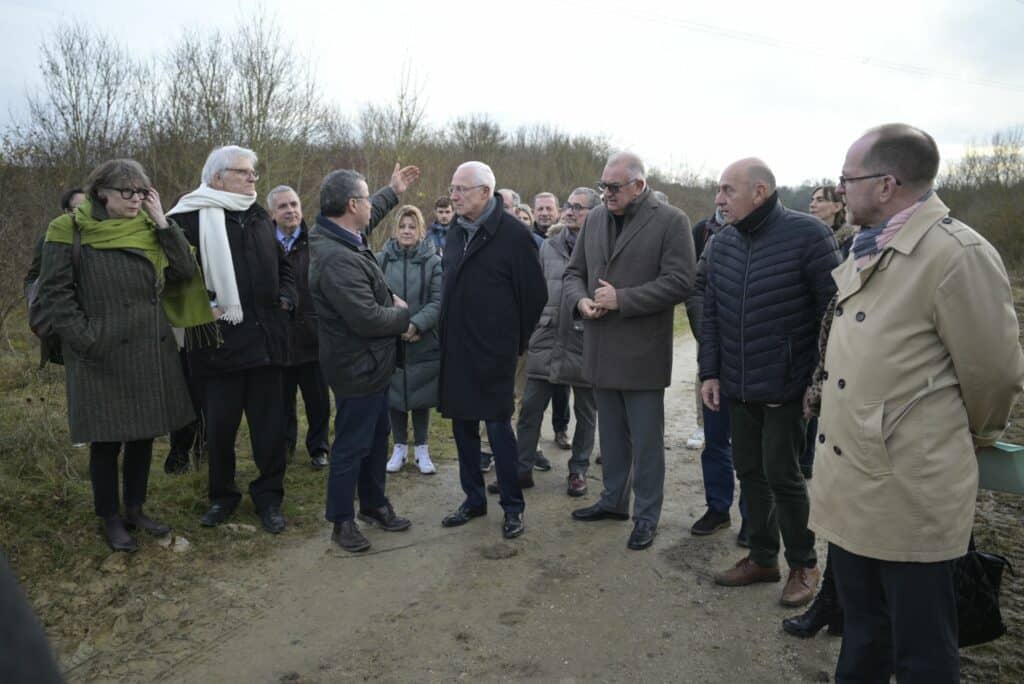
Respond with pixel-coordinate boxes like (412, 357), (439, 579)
(498, 188), (520, 206)
(320, 169), (366, 217)
(533, 192), (559, 207)
(606, 151), (646, 181)
(569, 187), (601, 208)
(202, 145), (258, 185)
(455, 161), (496, 192)
(266, 184), (297, 209)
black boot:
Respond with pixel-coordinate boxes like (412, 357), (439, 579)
(102, 515), (138, 552)
(125, 506), (171, 537)
(781, 561), (842, 638)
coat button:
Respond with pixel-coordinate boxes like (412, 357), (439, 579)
(856, 312), (866, 322)
(818, 434), (825, 444)
(942, 217), (953, 224)
(150, 297), (158, 305)
(837, 379), (846, 389)
(823, 371), (829, 380)
(121, 338), (129, 345)
(835, 306), (843, 316)
(834, 445), (842, 455)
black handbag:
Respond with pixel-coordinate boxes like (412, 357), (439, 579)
(955, 535), (1014, 648)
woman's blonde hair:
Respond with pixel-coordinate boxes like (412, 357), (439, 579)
(394, 205), (426, 241)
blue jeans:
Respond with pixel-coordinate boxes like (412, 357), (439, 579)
(700, 396), (746, 518)
(324, 389), (391, 523)
(452, 419), (524, 513)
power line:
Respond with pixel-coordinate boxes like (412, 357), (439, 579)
(558, 2), (1024, 94)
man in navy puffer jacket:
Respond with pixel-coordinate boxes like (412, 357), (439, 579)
(699, 158), (839, 608)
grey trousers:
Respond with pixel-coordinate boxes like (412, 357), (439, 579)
(594, 388), (665, 525)
(516, 378), (596, 476)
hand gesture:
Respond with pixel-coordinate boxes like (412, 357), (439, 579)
(390, 163), (421, 195)
(142, 187), (169, 228)
(594, 279), (619, 311)
(401, 323), (418, 341)
(578, 297), (606, 319)
(392, 294), (409, 310)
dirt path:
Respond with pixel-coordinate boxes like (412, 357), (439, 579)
(66, 335), (841, 682)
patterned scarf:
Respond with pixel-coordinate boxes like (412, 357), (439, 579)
(851, 190), (932, 271)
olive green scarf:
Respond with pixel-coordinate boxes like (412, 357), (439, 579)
(46, 201), (217, 347)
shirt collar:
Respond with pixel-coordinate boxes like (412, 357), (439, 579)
(315, 214), (364, 248)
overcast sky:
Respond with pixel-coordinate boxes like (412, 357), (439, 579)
(2, 0), (1022, 185)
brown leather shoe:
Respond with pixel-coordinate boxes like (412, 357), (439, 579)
(714, 556), (782, 586)
(780, 566), (821, 607)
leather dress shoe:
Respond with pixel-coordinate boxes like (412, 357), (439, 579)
(102, 515), (137, 553)
(332, 520), (370, 552)
(502, 512), (525, 539)
(782, 592), (843, 638)
(442, 505), (487, 528)
(627, 520), (657, 550)
(311, 450), (329, 469)
(533, 451), (552, 471)
(259, 505), (286, 534)
(487, 472), (534, 494)
(124, 506), (170, 537)
(358, 503), (411, 532)
(200, 503), (237, 527)
(714, 556), (782, 586)
(571, 503), (629, 521)
(780, 566), (821, 607)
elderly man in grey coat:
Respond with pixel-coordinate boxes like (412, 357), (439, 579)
(563, 152), (696, 550)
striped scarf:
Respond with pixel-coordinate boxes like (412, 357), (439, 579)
(851, 190), (932, 271)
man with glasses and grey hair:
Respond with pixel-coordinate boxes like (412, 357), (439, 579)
(439, 161), (546, 540)
(308, 163), (421, 552)
(493, 186), (602, 498)
(169, 145), (297, 535)
(563, 152), (695, 550)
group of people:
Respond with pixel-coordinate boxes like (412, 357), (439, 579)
(30, 122), (1024, 682)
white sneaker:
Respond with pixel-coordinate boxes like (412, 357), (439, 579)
(414, 445), (437, 474)
(386, 444), (408, 472)
(685, 427), (705, 450)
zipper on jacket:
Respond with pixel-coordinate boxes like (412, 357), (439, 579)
(739, 234), (753, 402)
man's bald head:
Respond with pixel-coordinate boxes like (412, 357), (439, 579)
(716, 157), (777, 224)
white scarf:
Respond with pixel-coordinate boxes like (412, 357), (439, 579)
(168, 184), (256, 324)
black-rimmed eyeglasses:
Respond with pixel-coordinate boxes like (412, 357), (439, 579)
(597, 178), (637, 194)
(108, 187), (150, 200)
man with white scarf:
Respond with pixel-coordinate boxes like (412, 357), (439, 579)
(168, 145), (298, 534)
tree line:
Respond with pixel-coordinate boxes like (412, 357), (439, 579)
(1, 15), (1020, 343)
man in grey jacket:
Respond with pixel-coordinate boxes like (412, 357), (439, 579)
(309, 163), (420, 553)
(563, 152), (696, 550)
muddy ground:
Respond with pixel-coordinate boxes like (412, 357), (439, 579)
(22, 331), (1024, 682)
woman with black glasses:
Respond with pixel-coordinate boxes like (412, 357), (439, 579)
(38, 159), (213, 551)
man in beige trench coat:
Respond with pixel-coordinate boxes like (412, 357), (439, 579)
(809, 123), (1024, 682)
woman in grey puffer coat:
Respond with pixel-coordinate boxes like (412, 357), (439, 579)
(377, 206), (443, 474)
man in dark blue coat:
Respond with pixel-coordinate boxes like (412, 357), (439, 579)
(699, 158), (839, 607)
(438, 161), (547, 540)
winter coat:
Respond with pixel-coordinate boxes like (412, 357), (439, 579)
(37, 210), (196, 443)
(280, 224), (318, 366)
(526, 227), (576, 380)
(309, 189), (408, 398)
(809, 193), (1024, 562)
(377, 238), (443, 411)
(175, 204), (297, 378)
(427, 222), (450, 255)
(438, 195), (547, 421)
(698, 195), (840, 403)
(562, 189), (695, 390)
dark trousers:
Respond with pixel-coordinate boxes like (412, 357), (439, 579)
(390, 408), (430, 446)
(282, 361), (331, 458)
(800, 416), (818, 473)
(516, 379), (596, 476)
(204, 366), (287, 512)
(831, 544), (959, 683)
(594, 388), (665, 525)
(89, 440), (154, 517)
(325, 389), (391, 523)
(700, 395), (746, 517)
(452, 419), (524, 513)
(730, 400), (815, 568)
(551, 383), (570, 433)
